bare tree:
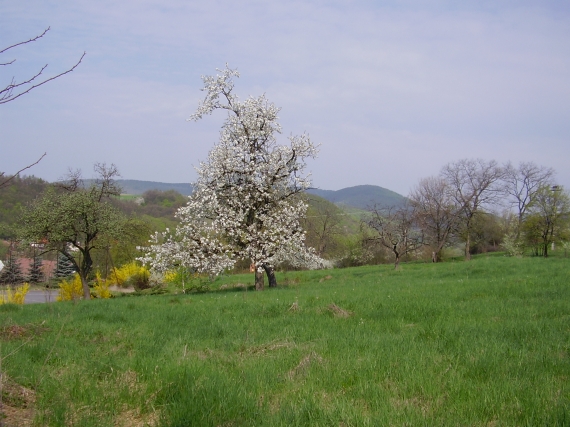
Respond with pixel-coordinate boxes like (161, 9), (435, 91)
(441, 159), (504, 260)
(1, 27), (85, 105)
(503, 162), (555, 238)
(409, 176), (458, 262)
(364, 203), (423, 269)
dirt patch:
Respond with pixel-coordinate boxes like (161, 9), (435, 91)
(327, 303), (353, 318)
(0, 375), (36, 427)
(319, 275), (333, 283)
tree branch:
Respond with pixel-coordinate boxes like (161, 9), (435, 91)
(0, 52), (86, 104)
(0, 152), (46, 189)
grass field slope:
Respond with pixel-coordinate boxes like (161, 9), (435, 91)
(1, 255), (569, 426)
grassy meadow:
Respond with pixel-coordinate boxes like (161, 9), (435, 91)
(1, 255), (569, 426)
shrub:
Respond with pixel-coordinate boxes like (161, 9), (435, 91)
(108, 262), (150, 289)
(502, 232), (524, 257)
(125, 268), (151, 291)
(164, 267), (208, 293)
(93, 272), (112, 299)
(57, 274), (83, 301)
(0, 282), (30, 305)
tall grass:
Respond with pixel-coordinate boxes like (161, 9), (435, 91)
(1, 255), (569, 426)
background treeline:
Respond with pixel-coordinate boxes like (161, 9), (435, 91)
(361, 159), (568, 268)
(1, 157), (568, 285)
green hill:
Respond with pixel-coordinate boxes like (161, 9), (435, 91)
(307, 185), (405, 210)
(115, 181), (405, 210)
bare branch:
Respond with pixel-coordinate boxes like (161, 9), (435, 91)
(0, 52), (85, 105)
(0, 152), (46, 190)
(0, 27), (85, 104)
(0, 27), (50, 56)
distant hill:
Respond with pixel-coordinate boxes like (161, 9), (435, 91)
(114, 180), (193, 196)
(112, 180), (404, 210)
(307, 185), (405, 210)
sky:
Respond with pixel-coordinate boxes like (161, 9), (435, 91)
(1, 0), (569, 196)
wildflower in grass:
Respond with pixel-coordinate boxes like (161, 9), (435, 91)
(57, 273), (83, 301)
(0, 282), (30, 305)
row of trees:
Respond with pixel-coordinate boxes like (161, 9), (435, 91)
(10, 64), (567, 295)
(0, 249), (75, 285)
(365, 159), (568, 267)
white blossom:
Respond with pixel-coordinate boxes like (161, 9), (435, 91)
(140, 65), (323, 278)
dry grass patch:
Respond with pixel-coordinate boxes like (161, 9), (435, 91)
(288, 301), (299, 312)
(0, 374), (36, 427)
(390, 393), (445, 418)
(0, 323), (48, 341)
(327, 303), (353, 318)
(241, 339), (297, 356)
(114, 408), (160, 427)
(286, 351), (323, 380)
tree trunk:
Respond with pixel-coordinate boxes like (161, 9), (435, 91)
(80, 249), (93, 299)
(393, 247), (400, 270)
(465, 232), (471, 261)
(255, 269), (265, 290)
(263, 264), (277, 288)
(80, 275), (91, 300)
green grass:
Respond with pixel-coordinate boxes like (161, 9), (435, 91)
(1, 255), (569, 426)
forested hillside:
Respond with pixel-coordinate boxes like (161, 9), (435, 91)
(307, 184), (406, 209)
(0, 175), (48, 238)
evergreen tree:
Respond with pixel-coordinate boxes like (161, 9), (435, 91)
(28, 255), (44, 283)
(0, 250), (24, 285)
(54, 252), (76, 278)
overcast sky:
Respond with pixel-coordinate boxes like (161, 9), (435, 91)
(1, 1), (569, 195)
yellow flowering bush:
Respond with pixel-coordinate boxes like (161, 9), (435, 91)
(57, 273), (83, 301)
(0, 282), (30, 305)
(164, 270), (178, 283)
(93, 272), (112, 299)
(108, 262), (149, 288)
